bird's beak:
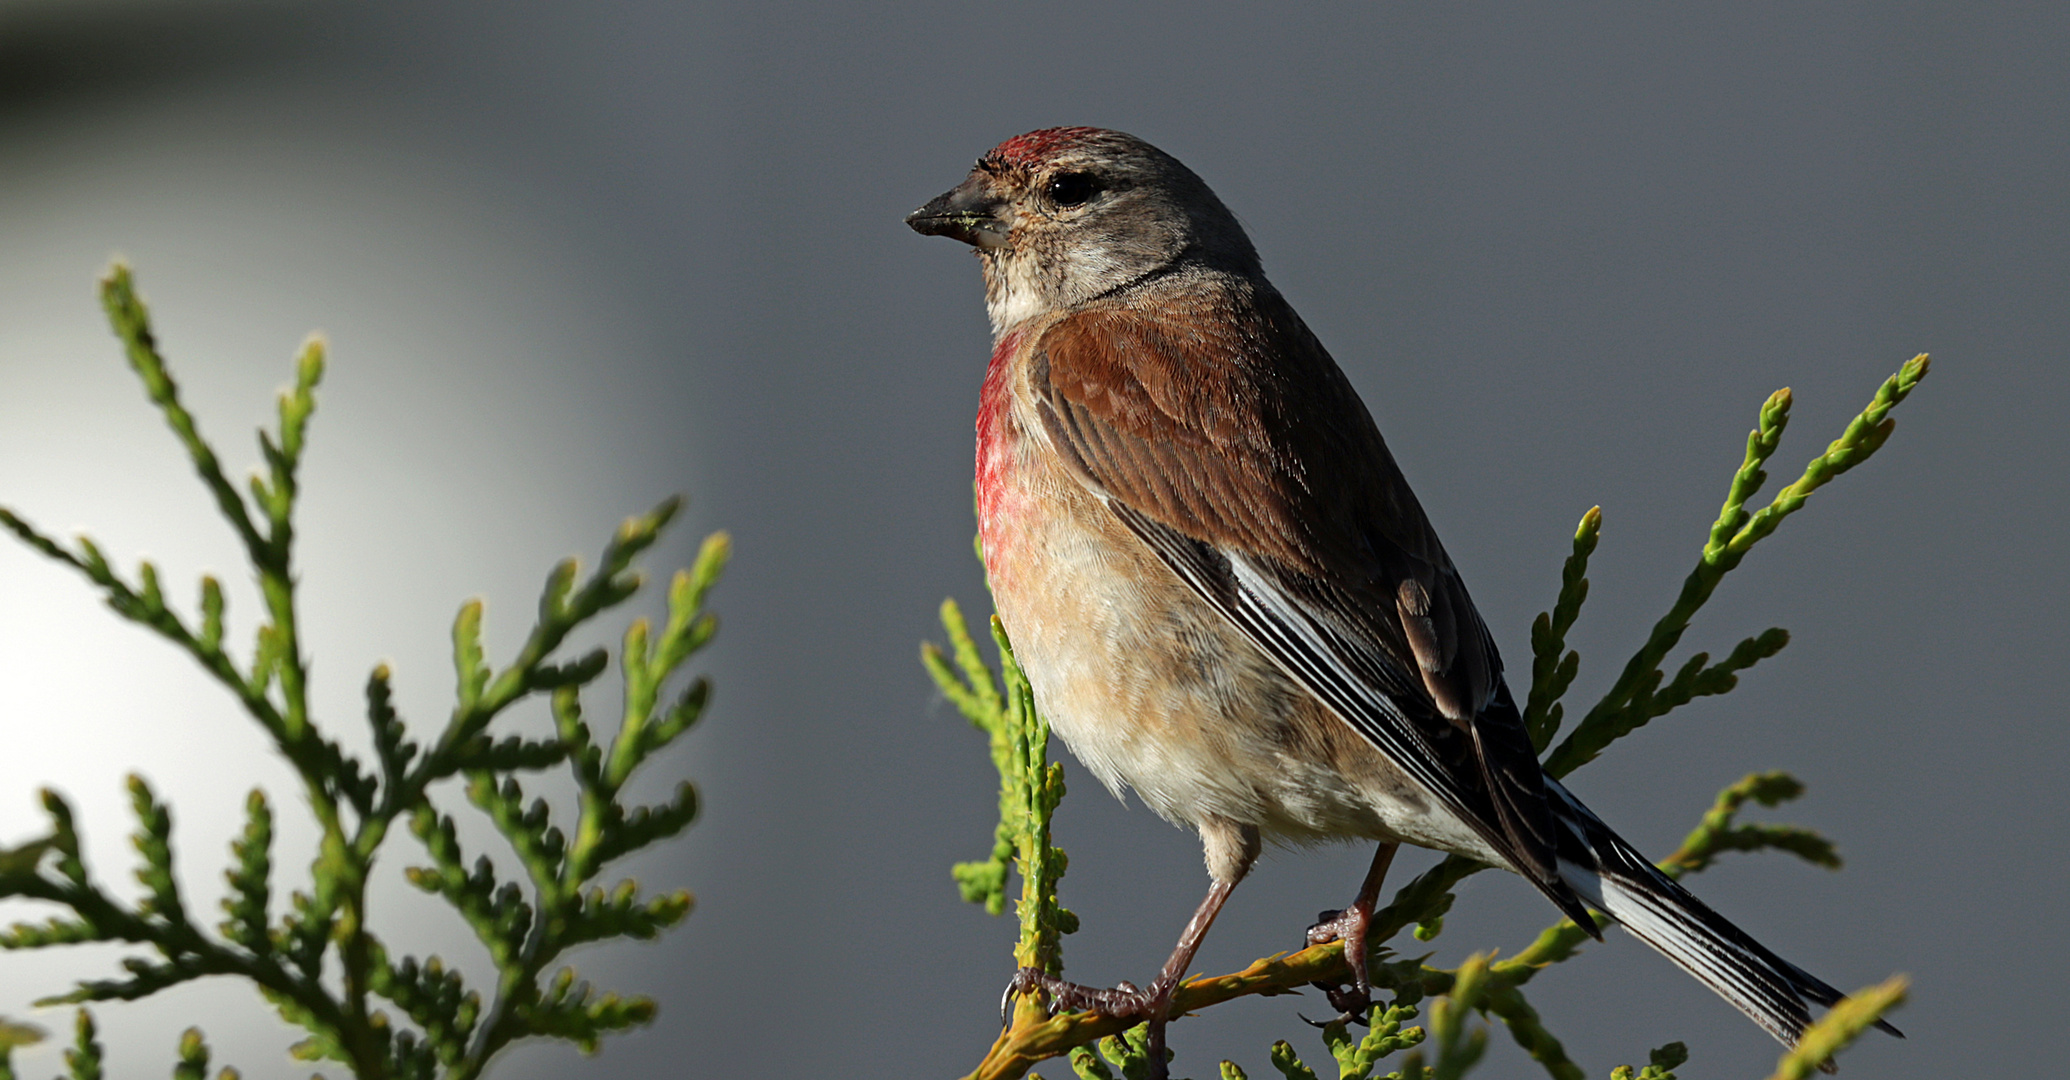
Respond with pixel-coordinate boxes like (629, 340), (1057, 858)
(906, 172), (1009, 250)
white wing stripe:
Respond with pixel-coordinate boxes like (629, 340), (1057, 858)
(1224, 555), (1474, 810)
(1117, 505), (1872, 1053)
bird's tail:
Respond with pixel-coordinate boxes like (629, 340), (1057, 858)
(1542, 780), (1901, 1059)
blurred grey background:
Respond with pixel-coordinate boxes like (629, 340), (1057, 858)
(0, 2), (2063, 1076)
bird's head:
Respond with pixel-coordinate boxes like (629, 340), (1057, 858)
(906, 127), (1259, 332)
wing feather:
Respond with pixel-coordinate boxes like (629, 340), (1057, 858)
(1029, 279), (1589, 924)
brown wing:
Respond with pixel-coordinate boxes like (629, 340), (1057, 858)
(1030, 277), (1589, 922)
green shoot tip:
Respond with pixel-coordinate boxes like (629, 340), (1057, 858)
(1576, 505), (1602, 546)
(0, 1017), (45, 1050)
(644, 494), (685, 531)
(295, 336), (327, 384)
(1762, 387), (1793, 427)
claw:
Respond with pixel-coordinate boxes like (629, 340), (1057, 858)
(1323, 981), (1371, 1019)
(1297, 1009), (1371, 1029)
(999, 966), (1063, 1025)
(998, 975), (1023, 1026)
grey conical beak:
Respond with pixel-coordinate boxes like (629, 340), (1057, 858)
(905, 173), (1009, 250)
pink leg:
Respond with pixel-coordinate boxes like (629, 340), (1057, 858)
(1008, 818), (1258, 1080)
(1304, 841), (1400, 1023)
(1008, 878), (1238, 1080)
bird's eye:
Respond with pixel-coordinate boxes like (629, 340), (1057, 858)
(1046, 172), (1101, 208)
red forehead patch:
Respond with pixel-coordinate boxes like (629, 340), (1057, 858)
(987, 126), (1107, 167)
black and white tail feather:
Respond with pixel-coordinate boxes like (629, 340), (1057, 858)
(1545, 780), (1903, 1055)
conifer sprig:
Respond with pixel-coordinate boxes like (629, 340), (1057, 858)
(0, 266), (720, 1079)
(1762, 978), (1908, 1080)
(1544, 356), (1929, 778)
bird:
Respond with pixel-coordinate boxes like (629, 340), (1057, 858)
(906, 126), (1895, 1075)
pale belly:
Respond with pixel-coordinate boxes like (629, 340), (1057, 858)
(978, 420), (1503, 865)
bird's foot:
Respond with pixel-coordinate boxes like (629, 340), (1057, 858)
(1305, 906), (1357, 948)
(999, 967), (1157, 1025)
(1297, 986), (1373, 1028)
(1000, 968), (1180, 1080)
(1301, 907), (1374, 1026)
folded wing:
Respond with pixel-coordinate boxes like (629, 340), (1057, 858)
(1028, 280), (1593, 929)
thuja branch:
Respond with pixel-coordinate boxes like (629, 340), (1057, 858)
(1387, 353), (1932, 964)
(0, 265), (722, 1079)
(950, 762), (1858, 1080)
(1523, 508), (1599, 752)
(933, 357), (1926, 1080)
(0, 1009), (247, 1080)
(1542, 355), (1930, 777)
(1763, 977), (1907, 1080)
(923, 601), (1078, 976)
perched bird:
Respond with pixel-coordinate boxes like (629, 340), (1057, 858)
(907, 127), (1894, 1074)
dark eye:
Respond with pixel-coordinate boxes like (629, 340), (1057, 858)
(1046, 172), (1101, 208)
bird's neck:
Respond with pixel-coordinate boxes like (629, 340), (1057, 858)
(980, 251), (1054, 336)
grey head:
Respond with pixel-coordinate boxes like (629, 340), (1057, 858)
(906, 127), (1262, 331)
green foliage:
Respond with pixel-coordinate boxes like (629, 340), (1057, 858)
(923, 600), (1079, 977)
(1067, 1027), (1165, 1080)
(1413, 952), (1491, 1080)
(1259, 1001), (1426, 1080)
(64, 1011), (103, 1080)
(0, 1017), (45, 1080)
(1541, 356), (1929, 778)
(935, 359), (1927, 1080)
(0, 266), (723, 1079)
(926, 600), (1016, 915)
(1761, 978), (1907, 1080)
(1522, 508), (1598, 752)
(1661, 772), (1839, 879)
(173, 1026), (240, 1080)
(1607, 1042), (1685, 1080)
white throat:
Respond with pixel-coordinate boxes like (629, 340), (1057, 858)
(984, 251), (1050, 334)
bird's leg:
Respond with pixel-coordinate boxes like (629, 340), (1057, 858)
(1304, 841), (1399, 1024)
(1002, 878), (1238, 1072)
(1141, 877), (1237, 1079)
(1005, 820), (1256, 1080)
